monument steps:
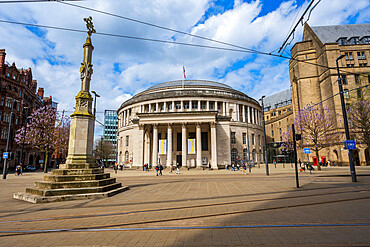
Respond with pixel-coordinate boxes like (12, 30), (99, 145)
(25, 182), (123, 197)
(35, 177), (117, 189)
(43, 173), (110, 182)
(51, 168), (103, 175)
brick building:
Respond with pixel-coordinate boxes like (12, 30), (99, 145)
(0, 49), (53, 170)
(289, 23), (370, 166)
(263, 89), (294, 163)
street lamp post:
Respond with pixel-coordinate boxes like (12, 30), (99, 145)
(91, 90), (100, 117)
(260, 96), (269, 176)
(336, 55), (357, 182)
(19, 106), (29, 168)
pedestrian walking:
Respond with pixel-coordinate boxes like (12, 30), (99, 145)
(273, 159), (277, 168)
(159, 164), (163, 175)
(176, 163), (180, 174)
(144, 163), (147, 172)
(114, 164), (118, 174)
(169, 164), (173, 173)
(155, 164), (159, 176)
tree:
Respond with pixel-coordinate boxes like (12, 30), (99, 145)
(282, 103), (342, 170)
(347, 97), (370, 165)
(54, 111), (71, 164)
(94, 138), (115, 166)
(15, 105), (64, 173)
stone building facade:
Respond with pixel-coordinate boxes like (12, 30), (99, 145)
(0, 49), (53, 170)
(263, 89), (294, 163)
(289, 23), (370, 166)
(117, 80), (264, 169)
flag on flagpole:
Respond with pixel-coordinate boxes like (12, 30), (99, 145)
(183, 66), (186, 79)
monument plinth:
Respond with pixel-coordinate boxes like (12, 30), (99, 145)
(14, 17), (128, 203)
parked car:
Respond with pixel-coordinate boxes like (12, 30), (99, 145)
(24, 165), (37, 172)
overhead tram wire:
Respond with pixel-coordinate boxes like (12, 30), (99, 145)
(0, 0), (83, 3)
(0, 19), (355, 74)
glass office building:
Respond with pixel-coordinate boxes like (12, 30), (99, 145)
(104, 110), (118, 163)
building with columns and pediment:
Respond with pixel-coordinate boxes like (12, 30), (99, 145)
(117, 80), (264, 169)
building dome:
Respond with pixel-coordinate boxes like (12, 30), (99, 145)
(117, 79), (264, 169)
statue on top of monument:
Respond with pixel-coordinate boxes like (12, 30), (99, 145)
(80, 16), (95, 92)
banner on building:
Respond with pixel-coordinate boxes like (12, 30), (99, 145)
(188, 139), (196, 154)
(159, 139), (167, 154)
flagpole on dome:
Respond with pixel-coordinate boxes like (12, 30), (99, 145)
(182, 65), (186, 89)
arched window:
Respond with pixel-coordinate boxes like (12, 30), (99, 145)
(252, 149), (256, 162)
(231, 148), (238, 163)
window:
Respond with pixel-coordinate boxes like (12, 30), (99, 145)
(359, 63), (367, 67)
(0, 97), (4, 106)
(346, 64), (354, 67)
(177, 133), (182, 151)
(160, 104), (164, 111)
(345, 52), (353, 60)
(344, 89), (349, 99)
(252, 134), (255, 145)
(200, 101), (206, 109)
(279, 128), (282, 134)
(168, 103), (172, 110)
(357, 51), (365, 60)
(341, 75), (347, 85)
(1, 127), (7, 139)
(231, 132), (236, 144)
(125, 151), (129, 162)
(5, 98), (13, 108)
(231, 148), (238, 163)
(272, 130), (274, 137)
(201, 132), (208, 151)
(357, 89), (362, 98)
(243, 133), (246, 144)
(175, 103), (181, 109)
(184, 101), (189, 109)
(209, 102), (214, 110)
(355, 74), (361, 84)
(243, 149), (248, 161)
(3, 113), (9, 122)
(192, 101), (198, 109)
(126, 135), (129, 146)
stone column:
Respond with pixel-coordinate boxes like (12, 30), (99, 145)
(182, 123), (187, 167)
(172, 101), (175, 112)
(223, 102), (226, 116)
(155, 103), (159, 112)
(152, 124), (158, 166)
(148, 104), (152, 113)
(210, 122), (218, 169)
(167, 124), (172, 167)
(123, 111), (126, 126)
(215, 101), (218, 112)
(181, 101), (183, 111)
(252, 108), (255, 124)
(242, 105), (245, 122)
(196, 123), (202, 168)
(190, 101), (192, 111)
(247, 106), (250, 123)
(164, 102), (167, 112)
(206, 101), (209, 111)
(144, 129), (149, 165)
(236, 104), (239, 121)
(198, 101), (200, 111)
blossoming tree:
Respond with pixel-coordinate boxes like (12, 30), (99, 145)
(282, 103), (342, 170)
(15, 105), (70, 173)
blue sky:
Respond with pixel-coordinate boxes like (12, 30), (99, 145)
(0, 0), (369, 138)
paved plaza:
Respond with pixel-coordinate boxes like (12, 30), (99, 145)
(0, 165), (369, 246)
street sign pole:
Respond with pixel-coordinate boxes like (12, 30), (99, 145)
(292, 124), (299, 188)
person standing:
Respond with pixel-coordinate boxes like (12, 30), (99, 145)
(159, 164), (163, 176)
(114, 164), (118, 174)
(155, 164), (159, 176)
(176, 163), (180, 174)
(169, 164), (173, 173)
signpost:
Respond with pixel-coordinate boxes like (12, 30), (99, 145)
(346, 140), (356, 150)
(2, 152), (8, 159)
(304, 148), (311, 165)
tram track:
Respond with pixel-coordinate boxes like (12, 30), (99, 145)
(0, 191), (368, 238)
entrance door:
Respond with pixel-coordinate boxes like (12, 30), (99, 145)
(176, 155), (182, 166)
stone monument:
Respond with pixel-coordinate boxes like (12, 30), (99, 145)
(14, 17), (128, 203)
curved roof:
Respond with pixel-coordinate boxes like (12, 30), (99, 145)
(119, 79), (259, 110)
(145, 80), (232, 92)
